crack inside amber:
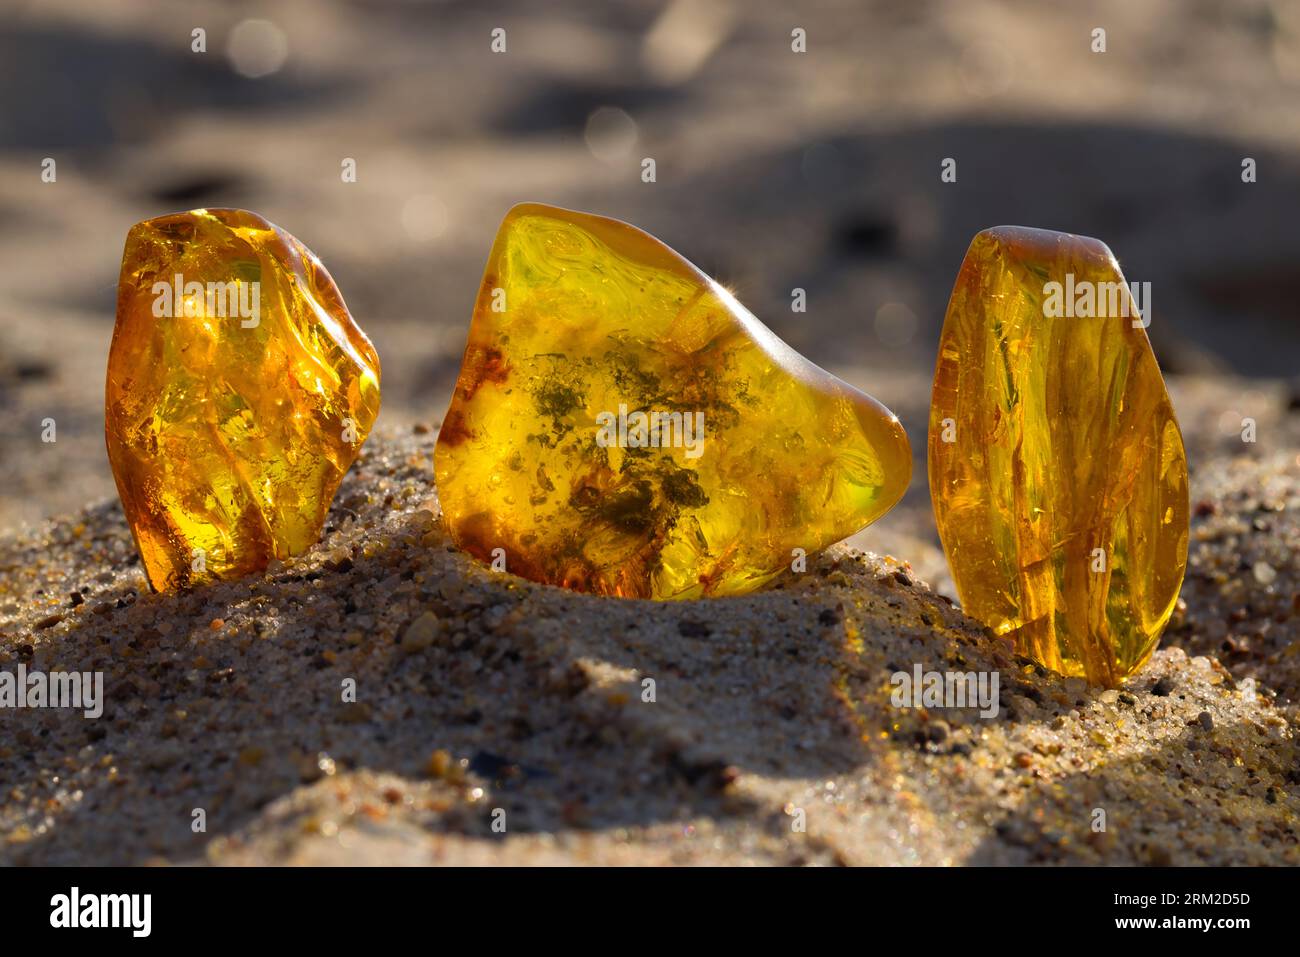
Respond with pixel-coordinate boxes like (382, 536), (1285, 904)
(929, 226), (1189, 686)
(106, 208), (380, 591)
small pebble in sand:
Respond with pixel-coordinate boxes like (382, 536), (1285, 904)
(1252, 562), (1278, 586)
(1197, 711), (1214, 732)
(1146, 844), (1174, 867)
(426, 749), (452, 779)
(401, 612), (439, 652)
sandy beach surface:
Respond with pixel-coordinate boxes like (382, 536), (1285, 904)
(0, 409), (1296, 866)
(1, 0), (1297, 864)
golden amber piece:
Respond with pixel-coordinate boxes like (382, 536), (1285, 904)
(435, 203), (910, 599)
(929, 226), (1189, 686)
(106, 208), (380, 591)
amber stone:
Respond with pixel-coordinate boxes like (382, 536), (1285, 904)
(929, 226), (1188, 686)
(434, 203), (911, 599)
(106, 208), (380, 591)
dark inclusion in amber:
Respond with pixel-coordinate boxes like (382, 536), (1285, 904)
(435, 203), (911, 599)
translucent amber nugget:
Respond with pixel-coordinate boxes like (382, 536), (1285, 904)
(435, 204), (910, 599)
(929, 227), (1188, 686)
(107, 208), (380, 591)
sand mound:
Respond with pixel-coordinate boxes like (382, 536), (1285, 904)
(0, 428), (1296, 865)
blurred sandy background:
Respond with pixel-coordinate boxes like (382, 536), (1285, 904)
(2, 0), (1297, 590)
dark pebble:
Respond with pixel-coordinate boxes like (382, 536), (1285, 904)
(469, 751), (517, 779)
(817, 607), (843, 626)
(677, 619), (712, 638)
(1152, 676), (1175, 696)
(668, 751), (736, 790)
(1013, 682), (1043, 704)
(1197, 711), (1214, 732)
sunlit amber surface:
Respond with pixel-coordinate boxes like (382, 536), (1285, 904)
(435, 203), (911, 599)
(106, 208), (380, 591)
(929, 226), (1188, 686)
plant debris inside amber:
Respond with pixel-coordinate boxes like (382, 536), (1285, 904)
(435, 203), (911, 599)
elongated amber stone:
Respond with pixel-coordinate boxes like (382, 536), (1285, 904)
(435, 203), (911, 599)
(929, 226), (1188, 686)
(106, 208), (380, 592)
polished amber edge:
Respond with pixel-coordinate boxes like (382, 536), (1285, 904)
(434, 202), (912, 527)
(106, 207), (382, 592)
(927, 225), (1191, 686)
